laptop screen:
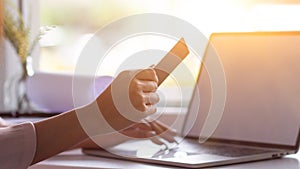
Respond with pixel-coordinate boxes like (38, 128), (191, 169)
(183, 32), (300, 148)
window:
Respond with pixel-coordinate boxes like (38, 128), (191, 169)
(39, 0), (201, 108)
(38, 0), (300, 108)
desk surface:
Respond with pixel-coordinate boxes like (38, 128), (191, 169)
(29, 149), (300, 169)
(3, 117), (299, 169)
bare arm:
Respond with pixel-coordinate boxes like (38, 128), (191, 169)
(31, 68), (160, 164)
(32, 109), (88, 164)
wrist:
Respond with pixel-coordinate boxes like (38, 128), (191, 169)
(96, 85), (135, 131)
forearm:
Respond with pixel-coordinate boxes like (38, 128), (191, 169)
(32, 108), (88, 164)
(30, 68), (159, 164)
(30, 96), (128, 164)
(31, 87), (133, 164)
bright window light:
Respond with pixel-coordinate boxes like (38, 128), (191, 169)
(249, 5), (300, 31)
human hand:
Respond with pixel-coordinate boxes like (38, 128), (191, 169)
(128, 68), (159, 114)
(97, 68), (160, 131)
(0, 117), (9, 127)
(77, 120), (178, 149)
(121, 120), (178, 145)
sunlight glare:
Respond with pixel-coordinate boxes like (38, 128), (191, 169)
(249, 5), (300, 31)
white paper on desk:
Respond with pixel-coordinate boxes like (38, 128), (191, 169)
(26, 72), (114, 113)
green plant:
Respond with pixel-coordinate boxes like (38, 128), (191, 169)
(3, 0), (53, 74)
(3, 0), (53, 112)
(4, 1), (33, 65)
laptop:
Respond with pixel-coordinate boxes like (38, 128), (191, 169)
(83, 32), (300, 168)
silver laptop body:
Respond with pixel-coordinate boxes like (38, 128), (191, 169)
(83, 32), (300, 168)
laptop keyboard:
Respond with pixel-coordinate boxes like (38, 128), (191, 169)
(153, 139), (274, 158)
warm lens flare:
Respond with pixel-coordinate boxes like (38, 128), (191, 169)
(249, 5), (300, 31)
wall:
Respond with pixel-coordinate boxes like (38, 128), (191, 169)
(0, 0), (4, 111)
(0, 0), (2, 37)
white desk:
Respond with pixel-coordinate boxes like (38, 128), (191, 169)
(29, 149), (300, 169)
(3, 117), (300, 169)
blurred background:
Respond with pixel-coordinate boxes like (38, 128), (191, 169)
(37, 0), (300, 108)
(39, 0), (300, 74)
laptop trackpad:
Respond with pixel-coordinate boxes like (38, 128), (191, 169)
(110, 140), (233, 163)
(161, 154), (233, 164)
(109, 140), (165, 158)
